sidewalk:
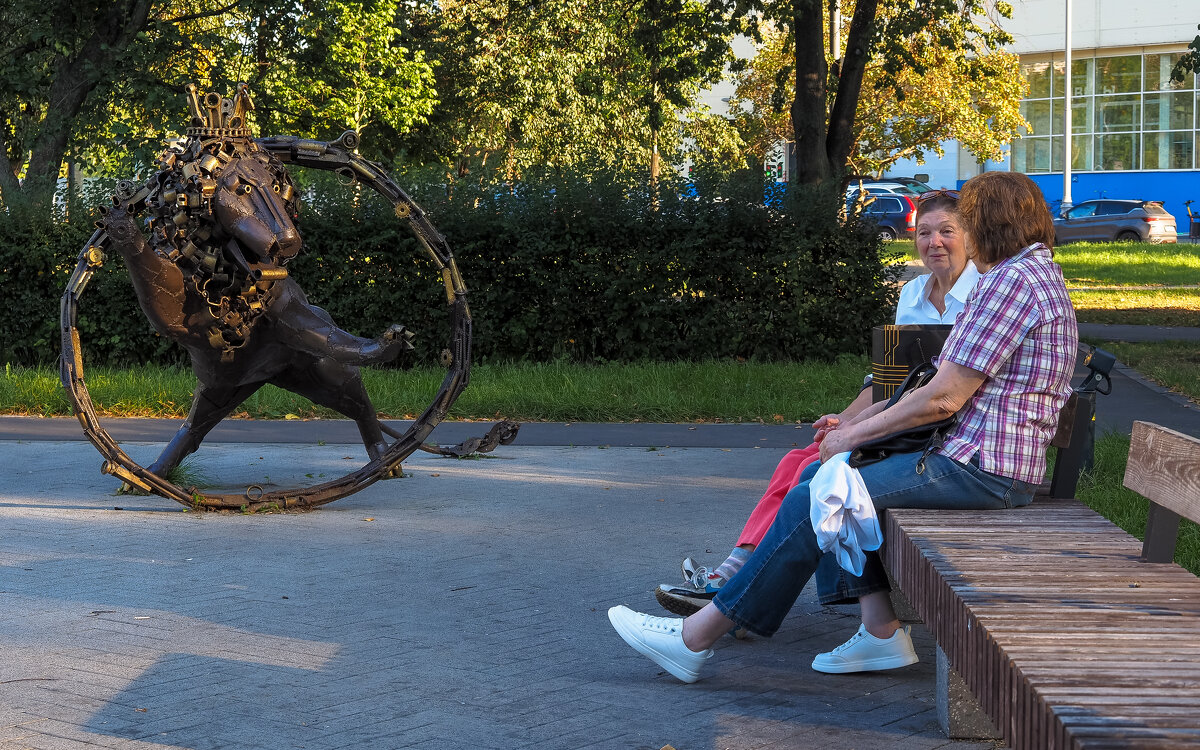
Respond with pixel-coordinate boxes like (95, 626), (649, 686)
(1, 337), (1196, 749)
(0, 439), (998, 750)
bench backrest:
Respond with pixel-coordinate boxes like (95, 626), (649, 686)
(1123, 420), (1200, 563)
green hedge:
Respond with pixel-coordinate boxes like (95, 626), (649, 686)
(0, 173), (899, 366)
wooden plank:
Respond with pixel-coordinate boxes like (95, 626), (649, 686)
(1124, 421), (1200, 524)
(883, 499), (1200, 750)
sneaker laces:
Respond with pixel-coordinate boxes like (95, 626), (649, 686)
(637, 612), (683, 634)
(686, 566), (724, 589)
(830, 628), (868, 654)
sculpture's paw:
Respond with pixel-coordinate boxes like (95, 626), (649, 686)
(378, 324), (416, 361)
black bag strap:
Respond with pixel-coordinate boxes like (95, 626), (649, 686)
(885, 360), (938, 409)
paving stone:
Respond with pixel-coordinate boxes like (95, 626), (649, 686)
(0, 440), (1010, 749)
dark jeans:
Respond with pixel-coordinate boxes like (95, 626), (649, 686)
(713, 451), (1036, 637)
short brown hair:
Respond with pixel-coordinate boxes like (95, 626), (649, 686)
(958, 172), (1055, 266)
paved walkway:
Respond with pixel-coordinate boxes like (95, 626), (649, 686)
(2, 329), (1197, 749)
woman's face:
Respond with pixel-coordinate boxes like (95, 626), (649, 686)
(915, 208), (968, 281)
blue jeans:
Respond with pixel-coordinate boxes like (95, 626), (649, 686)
(713, 450), (1036, 637)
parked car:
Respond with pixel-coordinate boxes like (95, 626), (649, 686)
(1054, 200), (1177, 244)
(851, 192), (917, 241)
(845, 176), (935, 198)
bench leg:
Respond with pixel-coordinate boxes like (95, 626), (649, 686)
(936, 647), (1002, 740)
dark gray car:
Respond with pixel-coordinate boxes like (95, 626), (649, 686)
(1054, 200), (1177, 244)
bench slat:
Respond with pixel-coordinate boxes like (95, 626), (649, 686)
(884, 499), (1200, 750)
(1124, 421), (1200, 524)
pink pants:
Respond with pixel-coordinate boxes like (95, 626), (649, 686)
(735, 442), (822, 548)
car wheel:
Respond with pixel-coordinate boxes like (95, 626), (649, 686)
(879, 227), (897, 241)
(1116, 230), (1141, 242)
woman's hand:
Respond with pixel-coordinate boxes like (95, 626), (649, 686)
(819, 425), (859, 462)
(812, 414), (841, 443)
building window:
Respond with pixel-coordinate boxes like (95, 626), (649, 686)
(1013, 50), (1199, 173)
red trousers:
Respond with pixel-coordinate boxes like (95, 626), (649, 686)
(735, 442), (822, 548)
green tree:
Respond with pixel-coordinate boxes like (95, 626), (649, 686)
(728, 23), (1025, 178)
(1172, 25), (1200, 82)
(724, 0), (1015, 185)
(625, 0), (732, 185)
(0, 0), (155, 210)
(269, 0), (438, 147)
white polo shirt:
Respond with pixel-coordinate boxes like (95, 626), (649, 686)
(894, 263), (981, 325)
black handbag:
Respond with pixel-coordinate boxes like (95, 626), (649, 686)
(848, 361), (958, 473)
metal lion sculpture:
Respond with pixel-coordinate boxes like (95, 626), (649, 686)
(61, 83), (517, 511)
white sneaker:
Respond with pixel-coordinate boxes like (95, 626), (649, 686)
(811, 624), (919, 674)
(607, 605), (713, 683)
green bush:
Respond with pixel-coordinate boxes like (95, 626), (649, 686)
(0, 171), (898, 366)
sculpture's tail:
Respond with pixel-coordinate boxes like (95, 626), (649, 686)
(378, 419), (520, 458)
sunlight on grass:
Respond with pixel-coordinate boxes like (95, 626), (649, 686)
(1071, 288), (1200, 326)
(2, 359), (873, 424)
(1056, 242), (1200, 287)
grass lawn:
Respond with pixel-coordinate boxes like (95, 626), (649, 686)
(1079, 432), (1200, 575)
(0, 359), (870, 424)
(888, 239), (1200, 327)
(1083, 340), (1200, 403)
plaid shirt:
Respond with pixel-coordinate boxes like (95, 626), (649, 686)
(935, 244), (1078, 484)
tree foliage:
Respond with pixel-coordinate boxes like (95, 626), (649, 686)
(722, 0), (1018, 184)
(1173, 24), (1200, 82)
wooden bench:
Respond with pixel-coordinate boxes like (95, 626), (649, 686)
(883, 420), (1200, 749)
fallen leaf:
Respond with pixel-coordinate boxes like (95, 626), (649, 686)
(656, 498), (665, 502)
(284, 413), (300, 420)
(135, 708), (147, 712)
(430, 473), (440, 477)
(721, 448), (731, 452)
(362, 517), (375, 522)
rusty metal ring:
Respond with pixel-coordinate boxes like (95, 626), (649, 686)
(60, 139), (474, 512)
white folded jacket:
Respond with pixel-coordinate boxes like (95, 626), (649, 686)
(809, 452), (883, 577)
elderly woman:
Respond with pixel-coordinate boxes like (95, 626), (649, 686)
(611, 171), (1078, 683)
(657, 190), (981, 622)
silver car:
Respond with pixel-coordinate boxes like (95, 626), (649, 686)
(1054, 200), (1177, 244)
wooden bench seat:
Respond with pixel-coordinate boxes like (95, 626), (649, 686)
(883, 421), (1200, 749)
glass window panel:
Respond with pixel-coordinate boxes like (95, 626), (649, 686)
(1071, 134), (1093, 171)
(1053, 136), (1063, 171)
(1072, 58), (1094, 96)
(1010, 138), (1027, 172)
(1096, 55), (1141, 94)
(1071, 97), (1093, 134)
(1143, 92), (1194, 130)
(1145, 53), (1195, 91)
(1095, 133), (1139, 170)
(1029, 138), (1051, 172)
(1051, 100), (1063, 135)
(1022, 99), (1052, 135)
(1143, 131), (1194, 170)
(1025, 61), (1053, 99)
(1094, 95), (1140, 132)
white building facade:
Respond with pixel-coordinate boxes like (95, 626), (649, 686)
(884, 0), (1200, 227)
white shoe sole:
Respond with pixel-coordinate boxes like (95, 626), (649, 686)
(811, 651), (919, 674)
(608, 609), (703, 683)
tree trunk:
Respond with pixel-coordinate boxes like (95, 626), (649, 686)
(825, 0), (879, 178)
(790, 0), (830, 185)
(22, 0), (154, 211)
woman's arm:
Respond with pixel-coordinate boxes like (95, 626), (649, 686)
(818, 361), (986, 462)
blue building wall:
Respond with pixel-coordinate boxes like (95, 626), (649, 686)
(958, 171), (1200, 235)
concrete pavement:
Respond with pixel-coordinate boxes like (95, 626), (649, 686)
(2, 332), (1197, 749)
(0, 438), (998, 750)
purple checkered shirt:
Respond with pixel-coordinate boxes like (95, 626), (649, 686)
(935, 244), (1078, 484)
